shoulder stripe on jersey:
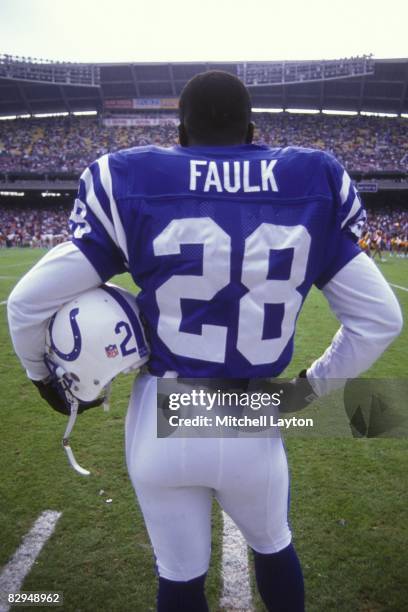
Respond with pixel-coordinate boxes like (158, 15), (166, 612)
(339, 170), (352, 205)
(98, 154), (129, 264)
(341, 194), (362, 229)
(89, 162), (113, 223)
(81, 166), (118, 246)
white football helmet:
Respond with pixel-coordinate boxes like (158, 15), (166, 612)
(45, 283), (149, 404)
(45, 283), (149, 476)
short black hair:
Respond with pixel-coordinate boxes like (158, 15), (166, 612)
(179, 71), (252, 145)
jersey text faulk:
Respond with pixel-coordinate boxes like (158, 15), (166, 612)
(189, 159), (278, 193)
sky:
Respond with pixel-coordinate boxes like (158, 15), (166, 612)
(0, 0), (407, 63)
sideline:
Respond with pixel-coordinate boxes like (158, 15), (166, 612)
(389, 282), (408, 293)
(0, 510), (62, 612)
(220, 511), (253, 611)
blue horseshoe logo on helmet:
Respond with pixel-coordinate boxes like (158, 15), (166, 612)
(49, 307), (82, 361)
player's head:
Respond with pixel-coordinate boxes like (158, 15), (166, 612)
(178, 70), (254, 146)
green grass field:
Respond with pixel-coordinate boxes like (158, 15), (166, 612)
(0, 248), (407, 612)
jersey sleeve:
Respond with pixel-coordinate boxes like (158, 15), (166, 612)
(307, 253), (403, 396)
(315, 154), (366, 289)
(69, 153), (129, 281)
(7, 241), (102, 381)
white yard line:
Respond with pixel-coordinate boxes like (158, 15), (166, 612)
(0, 510), (62, 612)
(0, 300), (7, 306)
(220, 511), (253, 611)
(389, 282), (408, 293)
(0, 276), (18, 280)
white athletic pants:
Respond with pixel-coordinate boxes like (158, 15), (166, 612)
(125, 373), (292, 581)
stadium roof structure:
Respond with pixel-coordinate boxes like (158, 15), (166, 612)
(1, 55), (408, 116)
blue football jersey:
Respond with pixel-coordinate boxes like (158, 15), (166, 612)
(69, 144), (365, 378)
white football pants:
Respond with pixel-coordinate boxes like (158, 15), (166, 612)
(125, 373), (291, 581)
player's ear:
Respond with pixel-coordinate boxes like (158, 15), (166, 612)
(178, 123), (188, 146)
(245, 122), (255, 144)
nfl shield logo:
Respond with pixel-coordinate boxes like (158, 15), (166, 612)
(105, 344), (119, 358)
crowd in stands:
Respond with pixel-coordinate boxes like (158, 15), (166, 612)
(365, 208), (408, 238)
(0, 116), (178, 174)
(0, 112), (407, 174)
(254, 113), (408, 173)
(1, 204), (406, 257)
(0, 112), (407, 253)
(0, 206), (69, 248)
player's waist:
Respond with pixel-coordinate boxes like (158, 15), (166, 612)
(145, 367), (252, 391)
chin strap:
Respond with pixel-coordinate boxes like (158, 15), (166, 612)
(47, 363), (113, 476)
(102, 381), (112, 412)
(62, 395), (91, 476)
(52, 365), (90, 477)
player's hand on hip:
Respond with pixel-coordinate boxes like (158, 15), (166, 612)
(277, 370), (318, 413)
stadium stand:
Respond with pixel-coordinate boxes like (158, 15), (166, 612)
(0, 58), (407, 252)
(0, 205), (69, 247)
(0, 113), (407, 174)
(0, 205), (406, 253)
(254, 113), (408, 173)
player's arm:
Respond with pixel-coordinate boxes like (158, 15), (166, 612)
(8, 154), (128, 412)
(280, 157), (402, 413)
(306, 155), (402, 394)
(8, 241), (102, 381)
(279, 253), (402, 413)
(306, 252), (403, 396)
(7, 241), (105, 414)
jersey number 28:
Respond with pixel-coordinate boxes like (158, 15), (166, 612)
(153, 217), (311, 365)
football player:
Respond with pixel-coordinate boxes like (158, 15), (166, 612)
(8, 71), (402, 612)
(371, 229), (386, 261)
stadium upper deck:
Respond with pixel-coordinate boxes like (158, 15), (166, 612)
(0, 55), (407, 201)
(1, 55), (407, 116)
